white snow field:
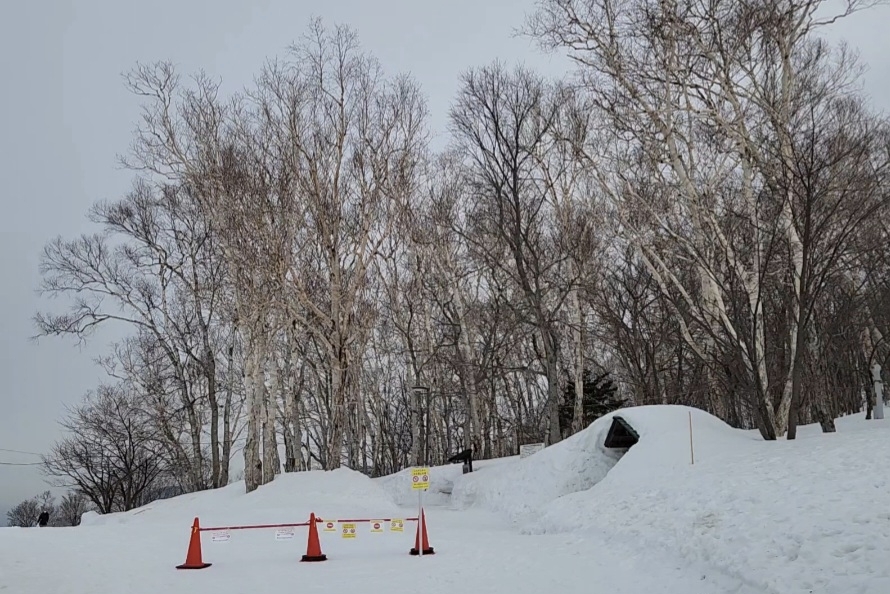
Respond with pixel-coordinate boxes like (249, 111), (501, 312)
(1, 405), (887, 594)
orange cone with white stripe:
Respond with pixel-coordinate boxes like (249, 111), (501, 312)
(301, 513), (327, 562)
(176, 517), (212, 569)
(409, 508), (435, 556)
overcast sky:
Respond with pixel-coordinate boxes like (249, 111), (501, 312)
(1, 0), (888, 518)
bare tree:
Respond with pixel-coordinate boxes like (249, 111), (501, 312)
(6, 498), (41, 527)
(776, 82), (890, 437)
(450, 63), (584, 444)
(35, 179), (234, 488)
(56, 492), (89, 527)
(43, 384), (167, 513)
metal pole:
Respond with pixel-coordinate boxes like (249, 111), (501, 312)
(411, 385), (428, 466)
(425, 387), (431, 465)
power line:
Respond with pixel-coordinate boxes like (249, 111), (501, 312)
(0, 447), (42, 457)
(0, 461), (42, 466)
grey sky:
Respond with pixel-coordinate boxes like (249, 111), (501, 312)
(1, 0), (888, 516)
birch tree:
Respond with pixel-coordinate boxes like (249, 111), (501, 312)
(254, 21), (428, 467)
(528, 0), (887, 438)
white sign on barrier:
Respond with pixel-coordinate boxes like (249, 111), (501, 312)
(210, 530), (231, 542)
(275, 528), (295, 541)
(519, 443), (544, 458)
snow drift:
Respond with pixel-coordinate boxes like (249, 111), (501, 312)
(448, 404), (890, 594)
(376, 456), (513, 508)
(81, 467), (400, 528)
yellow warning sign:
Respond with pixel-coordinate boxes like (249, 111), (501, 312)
(323, 521), (336, 533)
(341, 523), (357, 539)
(370, 520), (384, 534)
(390, 519), (404, 532)
(411, 467), (430, 491)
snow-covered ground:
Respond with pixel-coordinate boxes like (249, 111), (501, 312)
(1, 405), (887, 594)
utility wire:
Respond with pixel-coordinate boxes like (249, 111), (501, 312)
(0, 461), (42, 466)
(0, 447), (43, 456)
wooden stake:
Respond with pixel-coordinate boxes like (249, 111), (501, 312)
(688, 411), (695, 465)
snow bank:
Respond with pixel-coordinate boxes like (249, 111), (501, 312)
(450, 404), (890, 594)
(448, 419), (626, 522)
(375, 457), (513, 507)
(534, 410), (890, 594)
(82, 468), (400, 528)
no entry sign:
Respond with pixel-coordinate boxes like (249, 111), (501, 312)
(411, 467), (430, 491)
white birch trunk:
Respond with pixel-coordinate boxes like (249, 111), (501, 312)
(242, 327), (263, 493)
(571, 289), (586, 434)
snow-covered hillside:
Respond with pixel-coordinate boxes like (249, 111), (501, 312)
(1, 405), (887, 594)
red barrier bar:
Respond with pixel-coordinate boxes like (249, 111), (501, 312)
(200, 521), (310, 532)
(321, 517), (419, 523)
(198, 516), (420, 532)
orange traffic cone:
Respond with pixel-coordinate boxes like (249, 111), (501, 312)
(301, 513), (327, 562)
(176, 517), (212, 569)
(409, 508), (435, 556)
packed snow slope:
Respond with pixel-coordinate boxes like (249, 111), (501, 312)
(80, 468), (401, 529)
(441, 405), (890, 594)
(2, 405), (887, 594)
(0, 458), (756, 594)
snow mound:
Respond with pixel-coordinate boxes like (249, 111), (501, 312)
(82, 468), (400, 528)
(375, 457), (514, 507)
(448, 422), (623, 522)
(448, 404), (890, 594)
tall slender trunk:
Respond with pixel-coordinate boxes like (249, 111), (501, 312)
(457, 319), (483, 452)
(281, 339), (303, 472)
(205, 350), (220, 488)
(243, 339), (263, 492)
(220, 343), (234, 486)
(571, 290), (586, 435)
(327, 348), (346, 469)
(542, 327), (562, 445)
(181, 378), (205, 490)
(775, 26), (804, 439)
(262, 367), (280, 483)
(778, 194), (803, 438)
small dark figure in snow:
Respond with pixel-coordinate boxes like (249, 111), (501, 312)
(37, 510), (49, 527)
(447, 448), (474, 473)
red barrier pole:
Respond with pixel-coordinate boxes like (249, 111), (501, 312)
(200, 521), (310, 532)
(328, 517), (419, 524)
(195, 516), (420, 535)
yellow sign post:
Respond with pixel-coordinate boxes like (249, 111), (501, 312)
(410, 467), (430, 557)
(411, 467), (430, 490)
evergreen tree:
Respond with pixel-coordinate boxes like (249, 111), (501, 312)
(559, 369), (624, 436)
